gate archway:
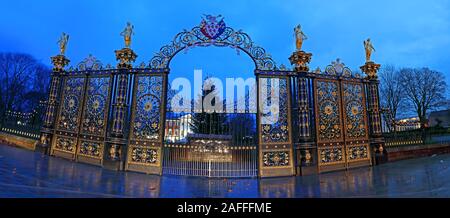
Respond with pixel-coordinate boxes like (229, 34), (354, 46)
(148, 15), (277, 71)
(124, 15), (295, 177)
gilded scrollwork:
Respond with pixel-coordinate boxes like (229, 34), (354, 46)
(81, 77), (111, 136)
(131, 75), (163, 140)
(316, 80), (342, 142)
(57, 77), (86, 132)
(320, 147), (344, 164)
(55, 136), (76, 153)
(149, 15), (276, 70)
(130, 147), (158, 164)
(263, 151), (289, 167)
(260, 77), (289, 143)
(315, 60), (371, 168)
(79, 141), (101, 157)
(78, 54), (103, 71)
(343, 82), (367, 139)
(347, 145), (368, 161)
(324, 58), (353, 77)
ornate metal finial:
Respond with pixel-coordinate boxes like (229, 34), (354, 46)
(314, 67), (321, 74)
(51, 55), (70, 72)
(325, 58), (352, 77)
(279, 64), (287, 71)
(120, 22), (134, 48)
(289, 50), (312, 72)
(78, 54), (102, 71)
(57, 32), (69, 55)
(360, 61), (381, 80)
(364, 38), (375, 63)
(294, 24), (307, 51)
(115, 48), (137, 69)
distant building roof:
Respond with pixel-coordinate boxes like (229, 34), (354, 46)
(429, 109), (450, 128)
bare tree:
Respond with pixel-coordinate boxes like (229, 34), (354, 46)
(379, 65), (405, 132)
(399, 67), (447, 128)
(0, 53), (50, 116)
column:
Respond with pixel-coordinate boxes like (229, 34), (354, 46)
(37, 54), (69, 154)
(289, 50), (317, 175)
(360, 61), (387, 164)
(104, 47), (137, 170)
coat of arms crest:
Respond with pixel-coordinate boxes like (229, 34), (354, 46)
(200, 15), (226, 40)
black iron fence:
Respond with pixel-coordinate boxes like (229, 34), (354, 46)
(0, 103), (45, 140)
(162, 98), (258, 177)
(383, 127), (450, 147)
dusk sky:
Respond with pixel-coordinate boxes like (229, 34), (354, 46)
(1, 0), (449, 84)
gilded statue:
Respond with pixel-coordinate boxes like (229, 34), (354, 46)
(121, 22), (134, 48)
(363, 38), (375, 62)
(294, 24), (307, 51)
(57, 32), (69, 55)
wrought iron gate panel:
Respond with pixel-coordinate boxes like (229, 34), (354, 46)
(51, 76), (87, 159)
(314, 79), (346, 171)
(260, 77), (290, 144)
(76, 75), (113, 165)
(313, 59), (372, 172)
(341, 81), (371, 166)
(126, 74), (166, 174)
(258, 75), (295, 177)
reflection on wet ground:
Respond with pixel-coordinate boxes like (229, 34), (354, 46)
(1, 144), (450, 197)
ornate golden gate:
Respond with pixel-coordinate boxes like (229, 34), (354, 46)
(50, 56), (113, 165)
(51, 75), (87, 160)
(257, 75), (295, 177)
(126, 73), (167, 174)
(39, 16), (385, 178)
(313, 60), (371, 173)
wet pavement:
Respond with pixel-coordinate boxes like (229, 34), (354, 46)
(1, 144), (450, 198)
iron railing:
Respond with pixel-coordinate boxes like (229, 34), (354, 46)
(162, 144), (258, 177)
(162, 97), (258, 177)
(0, 106), (44, 140)
(383, 127), (450, 147)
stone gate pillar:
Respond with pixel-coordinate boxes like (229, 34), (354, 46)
(104, 47), (137, 170)
(360, 61), (387, 164)
(37, 54), (69, 154)
(289, 50), (317, 175)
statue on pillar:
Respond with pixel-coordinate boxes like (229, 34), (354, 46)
(294, 24), (307, 51)
(361, 38), (380, 79)
(289, 24), (312, 72)
(120, 22), (134, 48)
(115, 22), (137, 69)
(52, 33), (70, 72)
(57, 32), (69, 55)
(363, 38), (375, 62)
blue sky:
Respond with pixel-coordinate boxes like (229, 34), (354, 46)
(1, 0), (450, 83)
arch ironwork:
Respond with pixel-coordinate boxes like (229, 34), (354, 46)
(149, 15), (277, 71)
